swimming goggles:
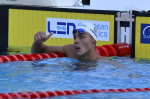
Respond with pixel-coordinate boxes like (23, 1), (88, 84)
(73, 28), (86, 34)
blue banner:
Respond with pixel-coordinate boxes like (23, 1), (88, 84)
(141, 24), (150, 44)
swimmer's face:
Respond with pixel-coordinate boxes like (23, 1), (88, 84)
(73, 32), (96, 56)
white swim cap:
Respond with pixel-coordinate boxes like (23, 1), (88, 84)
(76, 22), (97, 41)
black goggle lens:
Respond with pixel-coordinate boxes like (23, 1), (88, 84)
(73, 28), (85, 34)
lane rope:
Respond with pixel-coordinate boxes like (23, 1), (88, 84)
(0, 53), (66, 63)
(0, 88), (150, 99)
(0, 43), (131, 63)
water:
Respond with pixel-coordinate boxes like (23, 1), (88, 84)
(0, 56), (150, 99)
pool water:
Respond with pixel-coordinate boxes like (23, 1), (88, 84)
(0, 56), (150, 99)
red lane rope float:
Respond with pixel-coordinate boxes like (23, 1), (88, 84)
(96, 46), (109, 57)
(30, 53), (43, 60)
(111, 43), (132, 57)
(96, 47), (101, 56)
(102, 45), (117, 56)
(15, 55), (28, 61)
(6, 55), (19, 61)
(96, 43), (131, 57)
(0, 88), (150, 99)
(0, 53), (66, 63)
(23, 54), (36, 61)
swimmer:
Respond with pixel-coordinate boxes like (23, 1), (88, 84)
(31, 22), (109, 62)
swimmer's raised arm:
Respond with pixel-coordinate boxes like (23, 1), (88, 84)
(31, 31), (67, 55)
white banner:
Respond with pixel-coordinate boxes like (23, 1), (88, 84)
(46, 18), (110, 41)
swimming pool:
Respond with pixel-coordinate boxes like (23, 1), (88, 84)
(0, 56), (150, 98)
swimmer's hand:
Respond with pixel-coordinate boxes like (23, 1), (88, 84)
(34, 32), (53, 43)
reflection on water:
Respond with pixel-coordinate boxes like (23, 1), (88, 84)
(71, 62), (97, 71)
(31, 57), (124, 72)
(31, 57), (149, 78)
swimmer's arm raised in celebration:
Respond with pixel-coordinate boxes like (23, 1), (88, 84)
(31, 32), (67, 54)
(31, 32), (76, 58)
